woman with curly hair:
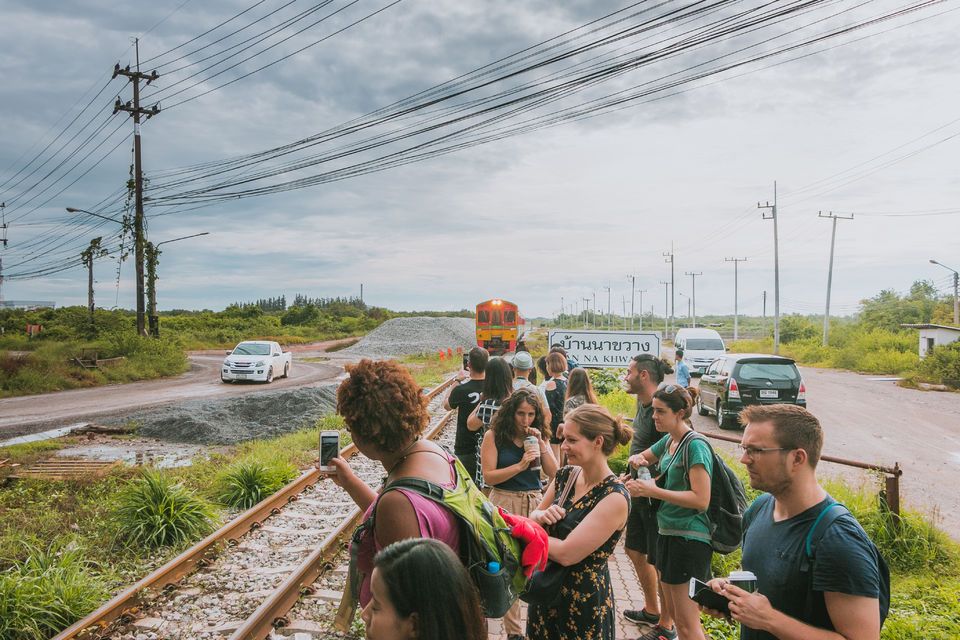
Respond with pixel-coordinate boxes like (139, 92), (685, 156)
(481, 387), (559, 639)
(324, 359), (461, 610)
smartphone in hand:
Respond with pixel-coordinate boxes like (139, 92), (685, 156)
(319, 430), (340, 472)
(689, 578), (730, 615)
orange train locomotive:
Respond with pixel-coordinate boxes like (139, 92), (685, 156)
(475, 299), (525, 355)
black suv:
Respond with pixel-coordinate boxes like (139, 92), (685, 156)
(697, 354), (806, 429)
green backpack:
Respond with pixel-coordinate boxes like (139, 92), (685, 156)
(350, 455), (525, 618)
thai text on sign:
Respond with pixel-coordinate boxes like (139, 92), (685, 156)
(548, 329), (662, 368)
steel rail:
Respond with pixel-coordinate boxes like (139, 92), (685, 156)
(54, 375), (457, 640)
(229, 408), (456, 640)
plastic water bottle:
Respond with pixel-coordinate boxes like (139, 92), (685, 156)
(635, 465), (652, 481)
(524, 435), (541, 471)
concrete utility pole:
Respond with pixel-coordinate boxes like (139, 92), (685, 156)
(930, 259), (960, 325)
(819, 211), (854, 346)
(660, 280), (670, 338)
(113, 39), (160, 337)
(762, 290), (767, 320)
(628, 274), (636, 330)
(582, 297), (590, 328)
(604, 285), (611, 329)
(81, 237), (108, 332)
(1, 202), (7, 306)
(725, 258), (747, 340)
(561, 296), (564, 328)
(679, 292), (690, 324)
(637, 289), (646, 330)
(685, 271), (702, 328)
(592, 291), (597, 328)
(759, 182), (781, 354)
(664, 245), (675, 339)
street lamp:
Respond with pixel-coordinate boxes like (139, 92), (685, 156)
(147, 232), (210, 336)
(930, 259), (960, 325)
(68, 206), (147, 334)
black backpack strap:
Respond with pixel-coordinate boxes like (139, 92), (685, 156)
(679, 431), (710, 481)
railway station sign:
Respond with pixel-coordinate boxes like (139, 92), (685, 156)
(548, 329), (662, 368)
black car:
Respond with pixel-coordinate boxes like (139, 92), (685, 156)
(696, 354), (806, 429)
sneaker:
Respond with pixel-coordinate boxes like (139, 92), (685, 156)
(634, 625), (678, 640)
(623, 608), (661, 626)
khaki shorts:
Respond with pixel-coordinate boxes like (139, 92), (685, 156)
(488, 487), (543, 518)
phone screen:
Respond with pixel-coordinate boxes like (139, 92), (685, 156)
(320, 434), (339, 468)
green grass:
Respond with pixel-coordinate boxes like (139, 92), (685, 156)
(114, 470), (219, 549)
(397, 352), (463, 388)
(0, 541), (110, 640)
(216, 460), (298, 510)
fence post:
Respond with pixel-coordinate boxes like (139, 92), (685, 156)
(884, 462), (901, 517)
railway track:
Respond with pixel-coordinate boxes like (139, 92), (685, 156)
(54, 377), (458, 640)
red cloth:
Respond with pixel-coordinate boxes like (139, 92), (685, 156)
(498, 506), (549, 577)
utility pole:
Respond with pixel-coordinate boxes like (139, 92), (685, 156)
(0, 202), (6, 307)
(582, 297), (590, 328)
(622, 295), (627, 329)
(604, 286), (611, 329)
(759, 182), (781, 354)
(819, 211), (854, 346)
(660, 280), (670, 338)
(637, 289), (646, 330)
(592, 291), (597, 328)
(763, 290), (767, 321)
(628, 274), (636, 330)
(114, 39), (160, 337)
(664, 245), (675, 339)
(685, 271), (702, 328)
(930, 259), (960, 325)
(360, 283), (363, 304)
(561, 296), (564, 329)
(81, 238), (108, 334)
(725, 258), (747, 341)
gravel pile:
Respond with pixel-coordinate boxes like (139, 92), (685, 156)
(105, 386), (338, 445)
(343, 316), (475, 357)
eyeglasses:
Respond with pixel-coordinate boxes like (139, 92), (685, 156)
(736, 445), (790, 459)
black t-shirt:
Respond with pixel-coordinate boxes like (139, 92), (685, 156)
(740, 494), (882, 640)
(448, 379), (484, 453)
(629, 401), (657, 455)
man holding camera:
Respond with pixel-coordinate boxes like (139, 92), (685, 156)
(707, 404), (884, 640)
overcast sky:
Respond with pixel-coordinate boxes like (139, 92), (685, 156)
(1, 0), (958, 321)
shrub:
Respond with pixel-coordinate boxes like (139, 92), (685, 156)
(917, 341), (960, 387)
(115, 470), (218, 548)
(216, 460), (297, 510)
(587, 368), (624, 395)
(0, 541), (108, 640)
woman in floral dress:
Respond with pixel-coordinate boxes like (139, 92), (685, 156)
(527, 404), (632, 640)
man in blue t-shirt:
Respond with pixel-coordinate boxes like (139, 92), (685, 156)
(706, 405), (882, 640)
(675, 348), (690, 388)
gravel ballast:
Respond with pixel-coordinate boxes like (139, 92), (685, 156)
(342, 316), (475, 358)
(104, 386), (338, 445)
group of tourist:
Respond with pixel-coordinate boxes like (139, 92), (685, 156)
(324, 343), (885, 640)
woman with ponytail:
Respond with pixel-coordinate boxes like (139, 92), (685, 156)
(626, 385), (712, 640)
(526, 404), (632, 640)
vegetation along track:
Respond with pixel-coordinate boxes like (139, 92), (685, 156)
(54, 377), (457, 640)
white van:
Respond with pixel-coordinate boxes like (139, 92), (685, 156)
(674, 328), (726, 376)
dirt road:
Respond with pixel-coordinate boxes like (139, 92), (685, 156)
(688, 366), (960, 537)
(0, 340), (357, 439)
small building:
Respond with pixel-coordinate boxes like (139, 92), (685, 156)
(0, 300), (56, 310)
(901, 323), (960, 358)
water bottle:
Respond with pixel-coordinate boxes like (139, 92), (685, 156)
(635, 465), (652, 481)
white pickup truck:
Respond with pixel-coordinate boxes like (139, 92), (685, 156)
(221, 340), (292, 383)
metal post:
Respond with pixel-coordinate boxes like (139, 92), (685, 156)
(726, 258), (747, 341)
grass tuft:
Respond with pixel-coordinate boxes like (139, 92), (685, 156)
(216, 459), (297, 510)
(114, 470), (218, 549)
(0, 540), (108, 640)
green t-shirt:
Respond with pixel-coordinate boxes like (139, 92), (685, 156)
(651, 433), (713, 543)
